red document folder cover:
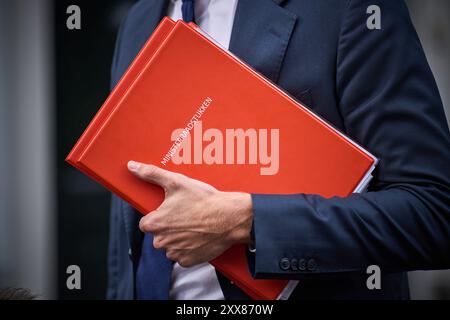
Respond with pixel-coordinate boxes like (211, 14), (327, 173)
(67, 17), (377, 300)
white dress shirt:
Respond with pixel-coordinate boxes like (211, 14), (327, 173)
(166, 0), (239, 300)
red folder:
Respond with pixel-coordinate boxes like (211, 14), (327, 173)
(66, 17), (377, 300)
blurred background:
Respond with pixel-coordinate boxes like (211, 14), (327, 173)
(0, 0), (448, 299)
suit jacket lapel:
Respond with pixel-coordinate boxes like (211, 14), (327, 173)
(229, 0), (297, 83)
(137, 0), (169, 44)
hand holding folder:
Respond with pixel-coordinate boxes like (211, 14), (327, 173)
(127, 160), (254, 268)
(66, 17), (377, 299)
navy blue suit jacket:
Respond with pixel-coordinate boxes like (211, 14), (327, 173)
(107, 0), (450, 300)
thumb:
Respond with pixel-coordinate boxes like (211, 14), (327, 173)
(127, 161), (178, 189)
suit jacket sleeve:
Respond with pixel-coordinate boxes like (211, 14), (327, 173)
(249, 0), (450, 279)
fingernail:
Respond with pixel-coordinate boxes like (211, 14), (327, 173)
(127, 161), (139, 171)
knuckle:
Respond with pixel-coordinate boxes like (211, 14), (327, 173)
(151, 216), (166, 231)
(149, 212), (161, 224)
(139, 213), (161, 233)
(142, 165), (157, 178)
(167, 179), (180, 191)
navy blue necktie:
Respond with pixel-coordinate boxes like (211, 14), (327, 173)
(136, 232), (174, 299)
(135, 1), (195, 300)
(182, 0), (195, 23)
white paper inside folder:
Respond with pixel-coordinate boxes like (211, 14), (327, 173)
(354, 173), (374, 193)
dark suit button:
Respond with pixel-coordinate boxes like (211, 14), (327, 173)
(299, 259), (307, 271)
(279, 258), (291, 270)
(307, 258), (317, 271)
(291, 258), (298, 271)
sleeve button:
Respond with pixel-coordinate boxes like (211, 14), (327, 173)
(299, 258), (307, 271)
(279, 258), (291, 271)
(290, 258), (298, 271)
(307, 258), (317, 271)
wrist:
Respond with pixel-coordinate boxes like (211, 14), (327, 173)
(225, 192), (254, 245)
